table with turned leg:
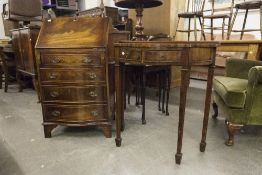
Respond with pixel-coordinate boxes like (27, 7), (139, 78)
(114, 41), (219, 164)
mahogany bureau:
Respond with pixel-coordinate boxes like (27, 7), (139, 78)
(35, 16), (112, 138)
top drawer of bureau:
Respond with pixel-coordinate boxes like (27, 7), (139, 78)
(41, 52), (103, 66)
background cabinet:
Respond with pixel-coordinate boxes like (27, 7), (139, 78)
(11, 26), (40, 91)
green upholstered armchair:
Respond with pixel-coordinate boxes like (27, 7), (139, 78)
(212, 58), (262, 146)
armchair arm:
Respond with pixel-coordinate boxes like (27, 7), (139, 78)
(244, 66), (262, 121)
(248, 66), (262, 84)
(225, 58), (262, 79)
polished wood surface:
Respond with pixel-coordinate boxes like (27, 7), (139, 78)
(36, 17), (112, 138)
(37, 16), (110, 49)
(114, 40), (218, 164)
(218, 40), (262, 60)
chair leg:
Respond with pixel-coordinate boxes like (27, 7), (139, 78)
(222, 17), (225, 40)
(240, 9), (249, 40)
(188, 18), (191, 41)
(158, 72), (162, 111)
(225, 121), (243, 146)
(212, 102), (218, 119)
(162, 70), (166, 114)
(16, 71), (23, 92)
(174, 17), (181, 40)
(199, 17), (206, 41)
(141, 67), (146, 125)
(165, 67), (171, 116)
(194, 15), (197, 41)
(127, 79), (131, 105)
(4, 72), (8, 92)
(211, 18), (214, 40)
(135, 71), (139, 106)
(228, 8), (238, 40)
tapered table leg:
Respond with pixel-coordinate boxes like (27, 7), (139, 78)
(175, 66), (191, 164)
(200, 64), (215, 152)
(121, 64), (125, 131)
(115, 60), (122, 147)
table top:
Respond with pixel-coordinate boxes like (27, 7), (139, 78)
(219, 40), (262, 44)
(114, 40), (220, 48)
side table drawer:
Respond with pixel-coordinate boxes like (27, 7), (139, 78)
(39, 68), (105, 84)
(43, 104), (108, 122)
(41, 53), (102, 66)
(144, 50), (184, 63)
(41, 85), (107, 103)
(119, 48), (141, 62)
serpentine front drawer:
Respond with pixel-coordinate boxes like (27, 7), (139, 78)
(42, 104), (108, 122)
(41, 85), (107, 103)
(144, 49), (185, 64)
(41, 53), (103, 66)
(39, 67), (106, 84)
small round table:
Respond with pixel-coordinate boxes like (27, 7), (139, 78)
(114, 0), (163, 40)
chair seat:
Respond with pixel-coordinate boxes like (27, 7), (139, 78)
(204, 14), (230, 19)
(178, 12), (203, 18)
(235, 1), (262, 10)
(213, 76), (248, 108)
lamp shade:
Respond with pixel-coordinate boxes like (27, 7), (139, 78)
(114, 0), (162, 9)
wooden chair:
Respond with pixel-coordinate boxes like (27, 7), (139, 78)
(0, 46), (16, 92)
(203, 0), (235, 40)
(229, 0), (262, 40)
(175, 0), (206, 41)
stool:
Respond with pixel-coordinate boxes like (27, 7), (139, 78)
(229, 1), (262, 40)
(202, 0), (235, 40)
(174, 0), (206, 41)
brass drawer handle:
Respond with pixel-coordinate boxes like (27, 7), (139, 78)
(50, 91), (59, 98)
(88, 73), (97, 79)
(82, 57), (93, 64)
(121, 51), (129, 57)
(51, 58), (61, 64)
(51, 110), (61, 117)
(91, 111), (98, 117)
(160, 55), (166, 59)
(89, 91), (97, 97)
(49, 73), (57, 80)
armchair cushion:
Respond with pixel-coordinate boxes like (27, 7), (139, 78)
(213, 76), (248, 108)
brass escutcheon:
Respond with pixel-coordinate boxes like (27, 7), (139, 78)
(82, 56), (92, 63)
(50, 91), (59, 98)
(88, 73), (97, 79)
(89, 91), (97, 97)
(49, 73), (57, 79)
(51, 110), (60, 117)
(51, 57), (61, 64)
(90, 111), (98, 117)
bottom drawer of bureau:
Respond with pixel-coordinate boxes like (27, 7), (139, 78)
(42, 104), (108, 122)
